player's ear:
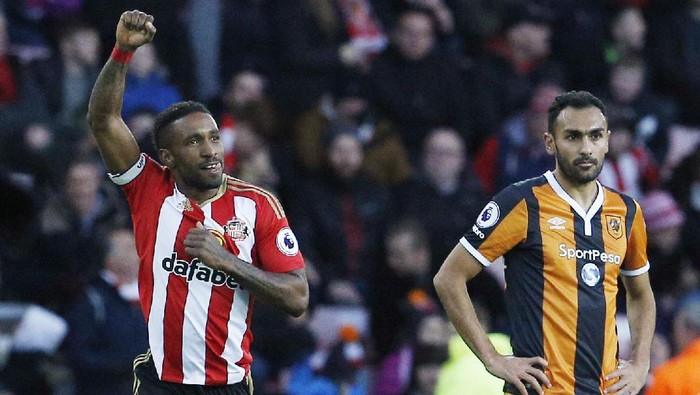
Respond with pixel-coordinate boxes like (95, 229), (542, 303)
(159, 148), (173, 167)
(543, 132), (555, 155)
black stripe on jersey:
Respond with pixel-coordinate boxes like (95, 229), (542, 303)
(573, 209), (606, 394)
(620, 194), (637, 241)
(504, 177), (546, 359)
(502, 178), (545, 395)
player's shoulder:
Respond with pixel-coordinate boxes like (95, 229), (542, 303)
(494, 174), (547, 203)
(511, 174), (548, 193)
(600, 183), (640, 210)
(225, 176), (286, 219)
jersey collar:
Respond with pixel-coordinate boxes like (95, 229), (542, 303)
(544, 170), (604, 236)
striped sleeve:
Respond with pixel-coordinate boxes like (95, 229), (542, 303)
(461, 185), (528, 266)
(621, 200), (650, 276)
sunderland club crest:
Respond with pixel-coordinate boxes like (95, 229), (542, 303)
(224, 217), (250, 241)
(605, 215), (623, 240)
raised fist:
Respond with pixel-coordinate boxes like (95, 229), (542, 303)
(116, 10), (156, 52)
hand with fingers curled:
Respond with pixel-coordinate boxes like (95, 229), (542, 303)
(184, 222), (232, 272)
(603, 359), (648, 395)
(487, 354), (552, 395)
(116, 9), (157, 52)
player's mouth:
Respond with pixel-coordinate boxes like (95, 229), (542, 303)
(200, 161), (222, 175)
(574, 158), (597, 169)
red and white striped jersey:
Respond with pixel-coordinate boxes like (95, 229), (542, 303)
(110, 154), (304, 385)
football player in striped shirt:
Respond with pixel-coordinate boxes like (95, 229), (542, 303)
(87, 10), (309, 395)
(434, 91), (655, 395)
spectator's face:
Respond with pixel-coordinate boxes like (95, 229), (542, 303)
(394, 12), (435, 61)
(612, 8), (646, 50)
(64, 162), (101, 213)
(232, 121), (264, 160)
(423, 129), (465, 186)
(106, 230), (139, 280)
(547, 107), (609, 185)
(610, 65), (644, 103)
(507, 22), (551, 59)
(527, 85), (563, 142)
(607, 128), (633, 157)
(63, 28), (100, 66)
(224, 72), (265, 110)
(160, 112), (225, 191)
(126, 112), (156, 141)
(386, 231), (429, 278)
(328, 134), (363, 180)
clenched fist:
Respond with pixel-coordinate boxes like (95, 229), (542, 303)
(116, 10), (156, 52)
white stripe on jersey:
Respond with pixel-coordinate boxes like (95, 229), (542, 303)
(222, 196), (256, 377)
(182, 205), (213, 384)
(149, 188), (183, 378)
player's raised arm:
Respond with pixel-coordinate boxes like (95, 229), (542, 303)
(87, 10), (156, 174)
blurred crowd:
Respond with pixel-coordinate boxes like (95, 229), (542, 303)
(0, 0), (699, 394)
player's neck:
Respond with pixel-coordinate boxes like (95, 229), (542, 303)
(552, 170), (599, 211)
(174, 179), (221, 206)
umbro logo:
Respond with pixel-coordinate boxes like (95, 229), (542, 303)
(547, 217), (566, 230)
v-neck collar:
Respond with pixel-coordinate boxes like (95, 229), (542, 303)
(172, 176), (228, 212)
(544, 171), (604, 236)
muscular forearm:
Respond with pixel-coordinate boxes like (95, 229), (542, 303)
(434, 269), (499, 366)
(87, 57), (129, 128)
(214, 250), (308, 317)
(626, 288), (656, 366)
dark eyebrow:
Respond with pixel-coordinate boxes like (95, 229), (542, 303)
(183, 129), (219, 140)
(562, 127), (606, 134)
(183, 132), (203, 141)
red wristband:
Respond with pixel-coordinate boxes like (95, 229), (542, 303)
(111, 46), (135, 64)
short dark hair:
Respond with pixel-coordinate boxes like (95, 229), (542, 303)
(153, 101), (211, 150)
(547, 91), (606, 134)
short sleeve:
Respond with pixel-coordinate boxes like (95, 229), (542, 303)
(254, 196), (305, 273)
(109, 154), (172, 211)
(461, 185), (528, 266)
(621, 200), (650, 276)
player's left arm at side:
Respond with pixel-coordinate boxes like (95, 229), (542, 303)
(621, 272), (655, 369)
(621, 201), (656, 370)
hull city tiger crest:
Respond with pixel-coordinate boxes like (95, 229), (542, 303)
(605, 215), (623, 240)
(224, 217), (250, 241)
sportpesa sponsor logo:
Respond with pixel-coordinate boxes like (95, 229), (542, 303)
(558, 244), (622, 264)
(162, 253), (242, 289)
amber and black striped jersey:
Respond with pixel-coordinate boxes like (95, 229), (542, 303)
(462, 171), (649, 395)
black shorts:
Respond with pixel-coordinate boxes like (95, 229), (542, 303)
(133, 350), (251, 395)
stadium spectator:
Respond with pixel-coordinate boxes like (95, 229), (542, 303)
(474, 82), (562, 194)
(370, 217), (434, 361)
(121, 42), (182, 120)
(294, 74), (412, 186)
(598, 113), (659, 199)
(395, 127), (486, 275)
(291, 128), (390, 305)
(61, 228), (149, 395)
(266, 0), (383, 120)
(366, 7), (469, 160)
(598, 56), (678, 164)
(471, 3), (566, 138)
